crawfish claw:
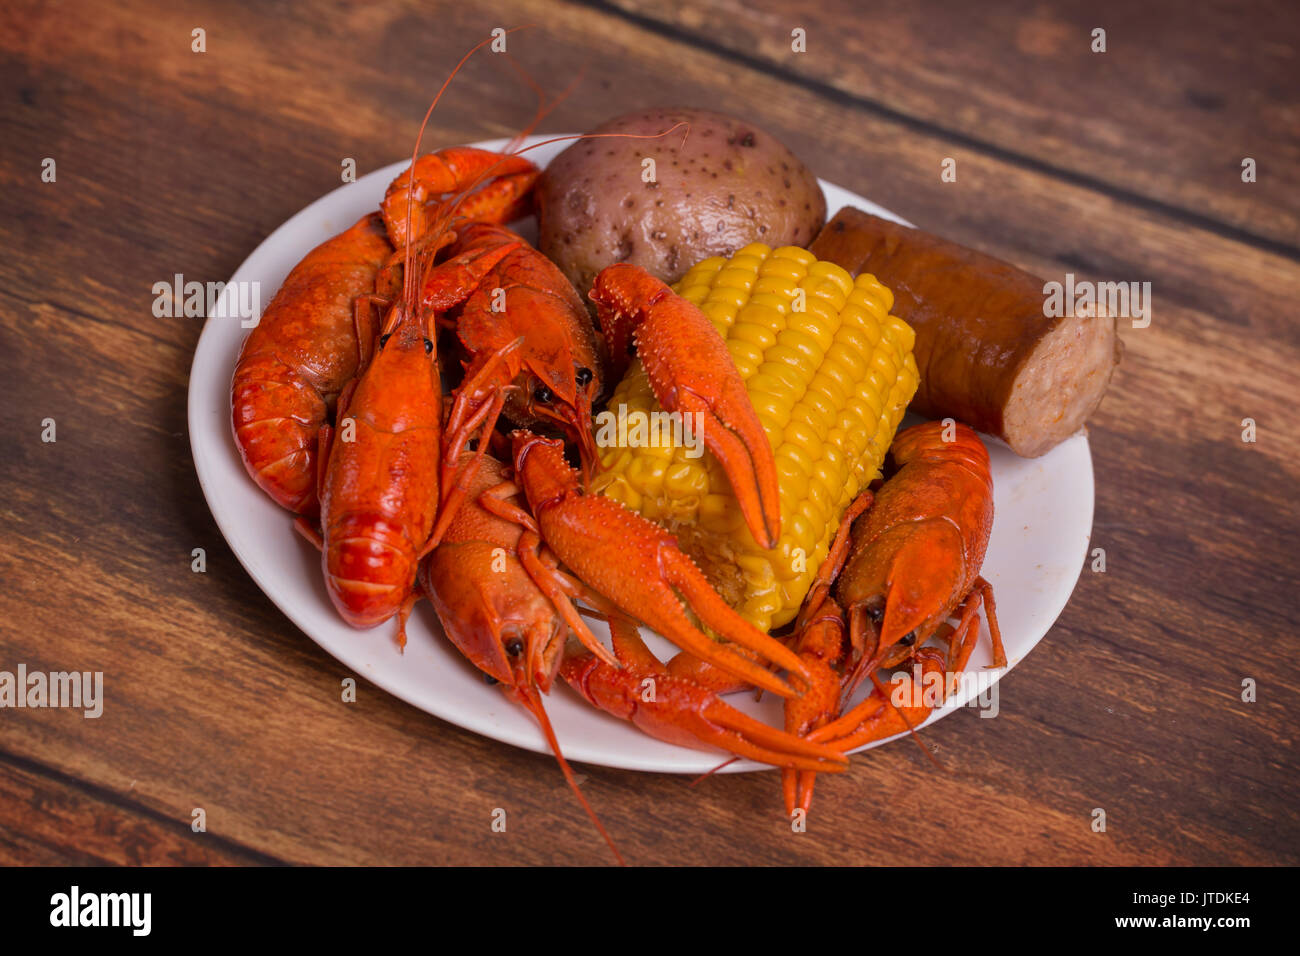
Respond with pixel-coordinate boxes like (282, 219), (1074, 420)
(589, 263), (782, 550)
(511, 430), (808, 698)
(562, 620), (848, 773)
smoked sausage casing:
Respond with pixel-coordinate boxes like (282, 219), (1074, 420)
(808, 208), (1120, 457)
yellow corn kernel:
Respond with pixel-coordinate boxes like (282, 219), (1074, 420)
(592, 245), (919, 632)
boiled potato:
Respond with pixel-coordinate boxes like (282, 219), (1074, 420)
(538, 107), (826, 294)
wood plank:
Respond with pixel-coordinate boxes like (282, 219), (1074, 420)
(602, 0), (1300, 251)
(0, 0), (1295, 864)
(0, 756), (261, 865)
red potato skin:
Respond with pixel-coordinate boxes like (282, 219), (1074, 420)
(538, 107), (826, 294)
(809, 208), (1120, 457)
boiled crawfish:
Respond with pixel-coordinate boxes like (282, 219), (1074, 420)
(318, 236), (523, 631)
(231, 214), (391, 516)
(421, 435), (846, 771)
(782, 420), (1006, 815)
(230, 141), (543, 522)
(430, 221), (606, 544)
(417, 447), (623, 861)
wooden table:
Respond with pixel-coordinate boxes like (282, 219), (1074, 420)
(2, 0), (1296, 866)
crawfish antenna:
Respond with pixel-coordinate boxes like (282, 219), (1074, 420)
(690, 757), (738, 787)
(515, 682), (625, 866)
(400, 26), (536, 311)
(500, 53), (585, 154)
(868, 669), (943, 772)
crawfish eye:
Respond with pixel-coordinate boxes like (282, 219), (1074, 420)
(483, 673), (499, 685)
(505, 638), (523, 656)
(379, 332), (392, 348)
(423, 337), (433, 354)
(533, 384), (554, 405)
(867, 606), (884, 624)
(575, 366), (593, 387)
(898, 630), (917, 647)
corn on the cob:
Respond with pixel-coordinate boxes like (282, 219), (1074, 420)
(592, 243), (920, 632)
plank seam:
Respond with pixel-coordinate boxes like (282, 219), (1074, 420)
(0, 748), (289, 866)
(576, 0), (1300, 264)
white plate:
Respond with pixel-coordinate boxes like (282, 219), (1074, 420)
(189, 135), (1093, 773)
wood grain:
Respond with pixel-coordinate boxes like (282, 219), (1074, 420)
(0, 0), (1295, 866)
(0, 755), (260, 865)
(602, 0), (1300, 252)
